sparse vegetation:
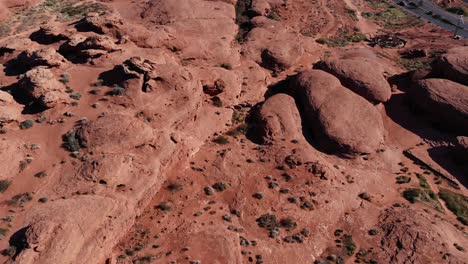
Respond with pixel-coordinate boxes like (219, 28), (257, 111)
(211, 96), (222, 107)
(0, 180), (11, 193)
(62, 130), (83, 152)
(109, 86), (126, 96)
(363, 2), (422, 30)
(19, 120), (34, 130)
(439, 189), (468, 225)
(212, 135), (229, 144)
(9, 192), (33, 207)
(156, 202), (172, 211)
(0, 228), (8, 240)
(316, 32), (367, 47)
(416, 173), (430, 189)
(0, 0), (108, 38)
(396, 176), (411, 184)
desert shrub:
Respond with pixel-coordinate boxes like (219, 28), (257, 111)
(213, 135), (229, 144)
(19, 120), (34, 130)
(396, 176), (411, 184)
(62, 130), (83, 152)
(108, 86), (126, 96)
(9, 192), (33, 206)
(439, 188), (468, 225)
(211, 96), (222, 107)
(0, 180), (11, 193)
(403, 188), (429, 203)
(69, 93), (82, 100)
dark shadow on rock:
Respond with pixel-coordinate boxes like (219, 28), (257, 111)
(3, 58), (31, 76)
(428, 146), (468, 188)
(0, 83), (47, 114)
(245, 101), (266, 145)
(263, 75), (294, 99)
(387, 71), (413, 93)
(29, 31), (68, 45)
(7, 226), (30, 260)
(0, 47), (14, 58)
(97, 66), (129, 87)
(74, 19), (104, 34)
(384, 93), (457, 141)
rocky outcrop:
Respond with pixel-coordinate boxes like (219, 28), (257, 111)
(244, 16), (305, 72)
(18, 67), (68, 108)
(255, 93), (302, 144)
(59, 34), (118, 61)
(260, 43), (304, 72)
(315, 58), (391, 103)
(378, 206), (466, 264)
(0, 91), (22, 124)
(0, 140), (24, 182)
(14, 196), (133, 264)
(411, 78), (468, 133)
(15, 48), (66, 68)
(75, 114), (154, 154)
(29, 25), (68, 44)
(291, 69), (385, 155)
(75, 12), (125, 37)
(432, 46), (468, 86)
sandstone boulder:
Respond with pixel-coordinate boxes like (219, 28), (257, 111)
(75, 13), (124, 37)
(432, 46), (468, 86)
(411, 78), (468, 133)
(261, 43), (304, 72)
(378, 206), (466, 264)
(0, 140), (24, 182)
(30, 25), (68, 44)
(59, 34), (118, 61)
(203, 79), (226, 96)
(250, 0), (271, 16)
(13, 195), (132, 264)
(291, 70), (385, 155)
(18, 67), (68, 108)
(255, 93), (302, 144)
(0, 91), (22, 124)
(75, 114), (154, 154)
(315, 58), (391, 103)
(15, 48), (66, 68)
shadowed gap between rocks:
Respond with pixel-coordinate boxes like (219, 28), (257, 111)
(427, 146), (468, 188)
(6, 226), (30, 260)
(3, 58), (32, 76)
(0, 83), (48, 114)
(250, 75), (336, 155)
(235, 0), (255, 43)
(384, 93), (460, 141)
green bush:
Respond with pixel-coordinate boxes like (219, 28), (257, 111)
(0, 180), (11, 193)
(439, 188), (468, 225)
(213, 135), (229, 144)
(19, 120), (34, 130)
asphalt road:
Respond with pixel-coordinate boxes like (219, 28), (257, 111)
(391, 0), (468, 38)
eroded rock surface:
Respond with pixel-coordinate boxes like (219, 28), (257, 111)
(255, 93), (302, 144)
(411, 78), (468, 133)
(291, 69), (385, 155)
(432, 46), (468, 86)
(315, 58), (391, 103)
(0, 91), (22, 124)
(18, 67), (68, 108)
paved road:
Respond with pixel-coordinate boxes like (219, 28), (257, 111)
(391, 0), (468, 38)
